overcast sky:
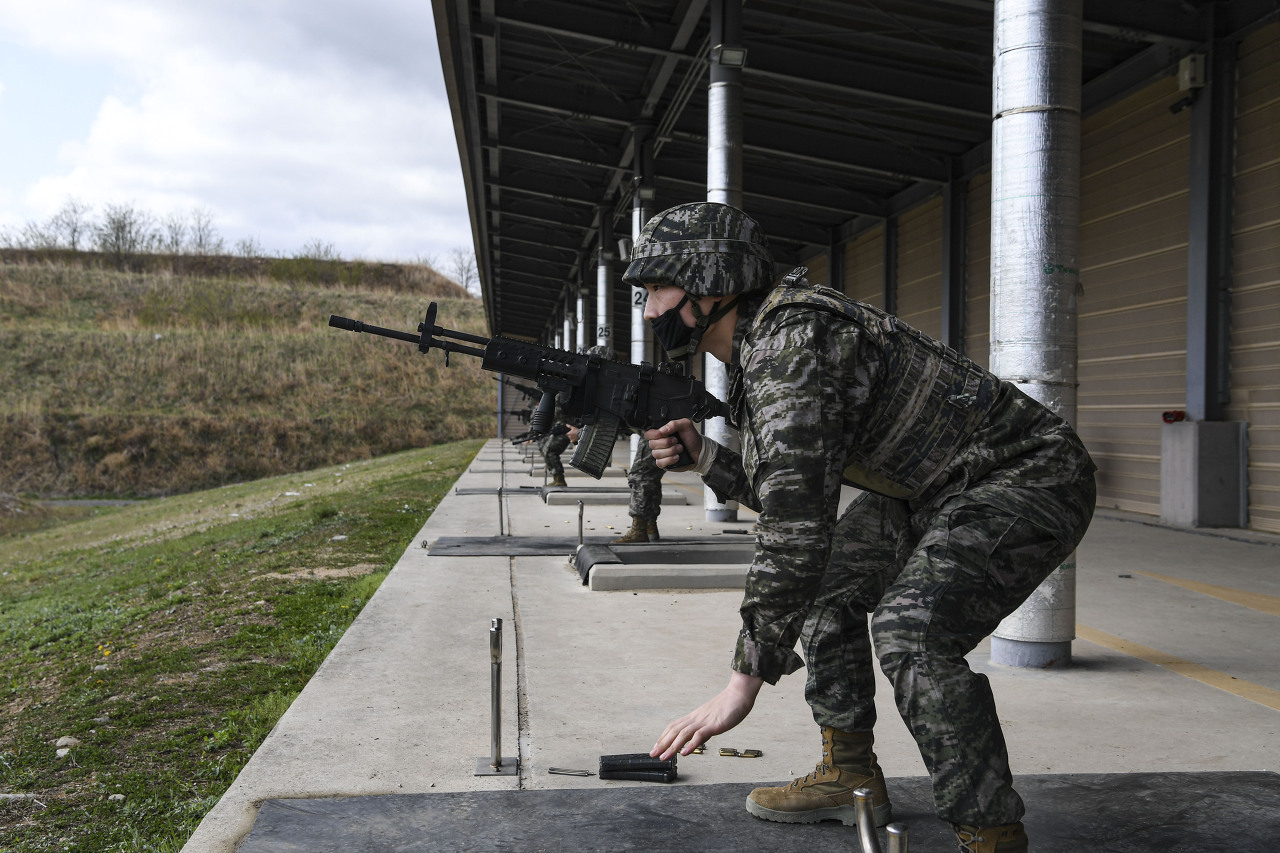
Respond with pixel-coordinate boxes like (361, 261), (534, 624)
(0, 0), (473, 265)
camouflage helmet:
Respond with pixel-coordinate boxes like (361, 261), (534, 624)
(621, 202), (773, 297)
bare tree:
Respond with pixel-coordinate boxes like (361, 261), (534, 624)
(296, 238), (340, 261)
(19, 219), (57, 249)
(188, 207), (224, 255)
(49, 198), (94, 250)
(160, 211), (187, 255)
(448, 246), (480, 296)
(234, 236), (263, 258)
(95, 203), (156, 264)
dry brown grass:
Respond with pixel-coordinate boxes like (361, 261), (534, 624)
(0, 259), (494, 497)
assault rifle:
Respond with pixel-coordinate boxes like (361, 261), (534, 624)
(510, 424), (569, 446)
(328, 304), (730, 478)
(494, 376), (541, 402)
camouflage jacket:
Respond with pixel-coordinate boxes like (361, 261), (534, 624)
(700, 278), (1096, 683)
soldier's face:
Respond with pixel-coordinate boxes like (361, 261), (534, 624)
(642, 283), (693, 325)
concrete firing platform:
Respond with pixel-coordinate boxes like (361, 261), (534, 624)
(181, 439), (1280, 853)
(237, 771), (1280, 852)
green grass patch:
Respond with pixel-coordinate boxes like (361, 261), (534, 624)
(0, 439), (482, 851)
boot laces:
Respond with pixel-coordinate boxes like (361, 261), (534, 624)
(789, 762), (834, 788)
(955, 828), (985, 852)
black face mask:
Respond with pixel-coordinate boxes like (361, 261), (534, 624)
(650, 294), (696, 358)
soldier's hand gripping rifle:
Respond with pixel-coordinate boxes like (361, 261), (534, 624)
(328, 303), (730, 478)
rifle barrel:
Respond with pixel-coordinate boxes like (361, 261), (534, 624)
(329, 315), (419, 344)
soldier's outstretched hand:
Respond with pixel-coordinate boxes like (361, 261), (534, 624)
(644, 418), (702, 470)
(650, 671), (763, 761)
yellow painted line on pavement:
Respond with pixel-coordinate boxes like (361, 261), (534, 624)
(1134, 570), (1280, 617)
(1075, 624), (1280, 712)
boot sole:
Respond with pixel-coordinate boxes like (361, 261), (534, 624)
(744, 797), (892, 827)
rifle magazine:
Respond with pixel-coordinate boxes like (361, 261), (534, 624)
(570, 413), (621, 479)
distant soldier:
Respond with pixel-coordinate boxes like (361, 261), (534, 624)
(537, 393), (570, 489)
(632, 202), (1097, 853)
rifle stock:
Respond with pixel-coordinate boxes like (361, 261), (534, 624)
(329, 303), (729, 478)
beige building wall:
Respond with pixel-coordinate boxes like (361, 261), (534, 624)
(845, 226), (884, 307)
(895, 197), (943, 339)
(1075, 76), (1191, 517)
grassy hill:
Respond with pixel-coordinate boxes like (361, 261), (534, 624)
(0, 256), (494, 497)
(0, 439), (484, 852)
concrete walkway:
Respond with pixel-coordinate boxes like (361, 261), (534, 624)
(181, 439), (1280, 852)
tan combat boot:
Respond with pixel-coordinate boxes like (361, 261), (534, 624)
(645, 519), (660, 541)
(745, 727), (891, 827)
(549, 474), (568, 488)
(953, 822), (1028, 853)
(611, 518), (649, 544)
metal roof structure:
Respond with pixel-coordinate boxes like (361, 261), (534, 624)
(432, 0), (1278, 343)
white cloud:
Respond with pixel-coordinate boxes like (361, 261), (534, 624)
(0, 0), (470, 262)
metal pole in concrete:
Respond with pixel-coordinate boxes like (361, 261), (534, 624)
(887, 823), (909, 853)
(596, 205), (614, 348)
(988, 0), (1083, 668)
(475, 617), (516, 774)
(704, 0), (744, 523)
(853, 789), (883, 853)
(575, 284), (587, 353)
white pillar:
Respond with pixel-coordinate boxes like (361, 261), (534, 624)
(989, 0), (1082, 668)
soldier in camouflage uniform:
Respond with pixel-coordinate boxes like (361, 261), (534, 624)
(537, 392), (570, 488)
(627, 203), (1097, 853)
(616, 438), (664, 543)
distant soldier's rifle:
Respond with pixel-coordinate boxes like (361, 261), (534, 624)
(494, 376), (541, 402)
(328, 304), (729, 478)
(511, 424), (569, 446)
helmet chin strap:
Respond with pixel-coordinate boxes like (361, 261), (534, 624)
(683, 295), (740, 361)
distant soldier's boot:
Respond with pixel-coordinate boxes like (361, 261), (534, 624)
(611, 518), (649, 544)
(953, 822), (1028, 853)
(745, 727), (891, 827)
(550, 474), (568, 488)
(645, 519), (660, 541)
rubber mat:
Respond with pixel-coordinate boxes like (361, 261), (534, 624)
(237, 771), (1280, 852)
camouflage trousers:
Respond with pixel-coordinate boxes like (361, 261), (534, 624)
(538, 434), (570, 478)
(628, 438), (665, 520)
(801, 475), (1096, 826)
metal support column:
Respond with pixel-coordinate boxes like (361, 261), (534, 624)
(631, 120), (657, 458)
(829, 230), (845, 292)
(596, 205), (614, 348)
(704, 0), (744, 523)
(563, 287), (573, 351)
(989, 0), (1083, 669)
(1186, 40), (1236, 423)
(882, 217), (898, 315)
(576, 278), (587, 353)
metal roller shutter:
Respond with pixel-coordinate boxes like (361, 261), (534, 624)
(1077, 76), (1191, 517)
(1229, 23), (1280, 534)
